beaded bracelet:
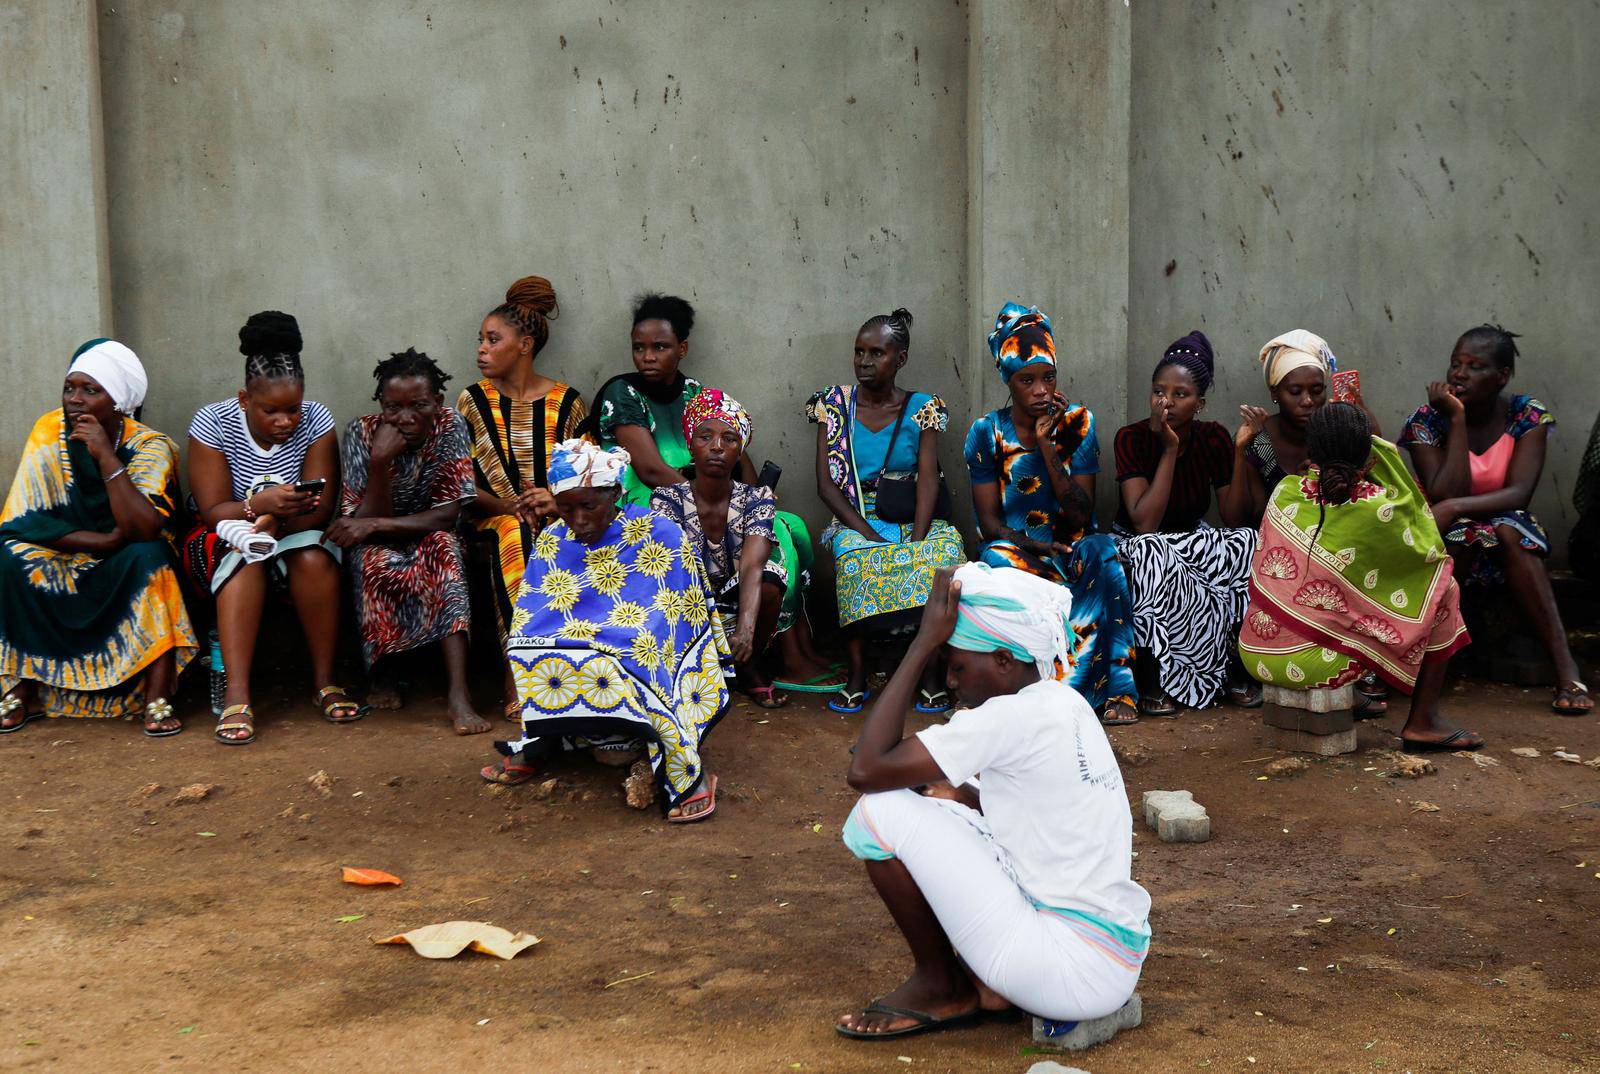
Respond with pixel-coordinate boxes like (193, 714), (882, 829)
(103, 467), (127, 483)
(242, 494), (257, 521)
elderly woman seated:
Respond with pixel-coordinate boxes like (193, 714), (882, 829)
(1239, 403), (1481, 752)
(479, 440), (730, 823)
(0, 340), (197, 736)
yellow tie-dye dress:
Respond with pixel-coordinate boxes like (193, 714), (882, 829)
(0, 410), (197, 718)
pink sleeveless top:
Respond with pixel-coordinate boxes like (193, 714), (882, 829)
(1469, 433), (1515, 495)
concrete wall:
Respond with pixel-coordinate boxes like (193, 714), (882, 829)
(0, 1), (110, 465)
(1129, 0), (1599, 554)
(93, 0), (970, 536)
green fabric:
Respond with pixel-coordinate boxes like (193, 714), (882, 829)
(0, 432), (123, 547)
(772, 510), (811, 625)
(595, 375), (703, 507)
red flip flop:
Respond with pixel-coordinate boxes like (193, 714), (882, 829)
(667, 773), (718, 824)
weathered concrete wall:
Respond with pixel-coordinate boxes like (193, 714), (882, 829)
(95, 0), (969, 535)
(968, 0), (1130, 518)
(0, 1), (110, 475)
(1129, 0), (1598, 554)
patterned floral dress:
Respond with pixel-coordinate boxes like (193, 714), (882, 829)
(0, 410), (197, 718)
(456, 380), (588, 639)
(1398, 394), (1554, 585)
(340, 409), (476, 667)
(497, 505), (730, 809)
(650, 480), (790, 635)
(805, 386), (966, 632)
(964, 404), (1138, 711)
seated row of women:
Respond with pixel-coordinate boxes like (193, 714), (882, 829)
(1, 279), (1588, 753)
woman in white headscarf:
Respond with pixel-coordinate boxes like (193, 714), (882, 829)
(835, 564), (1150, 1040)
(479, 441), (732, 824)
(0, 339), (197, 736)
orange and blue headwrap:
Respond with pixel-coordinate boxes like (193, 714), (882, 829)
(988, 301), (1056, 384)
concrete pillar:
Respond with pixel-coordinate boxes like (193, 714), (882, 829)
(0, 0), (111, 473)
(965, 0), (1131, 515)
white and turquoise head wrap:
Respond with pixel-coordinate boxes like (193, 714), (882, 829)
(947, 562), (1075, 681)
(547, 439), (630, 495)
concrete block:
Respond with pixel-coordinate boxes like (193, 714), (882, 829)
(1026, 1064), (1091, 1074)
(1262, 724), (1358, 756)
(1141, 790), (1210, 842)
(1262, 683), (1353, 712)
(1262, 705), (1355, 735)
(1032, 993), (1143, 1051)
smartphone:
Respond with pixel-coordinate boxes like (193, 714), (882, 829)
(294, 477), (327, 495)
(1331, 369), (1361, 403)
(756, 461), (782, 490)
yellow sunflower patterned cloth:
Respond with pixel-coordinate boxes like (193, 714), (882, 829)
(496, 504), (730, 808)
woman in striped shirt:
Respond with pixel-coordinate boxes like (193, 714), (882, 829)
(183, 319), (356, 744)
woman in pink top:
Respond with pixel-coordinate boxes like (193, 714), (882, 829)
(1401, 325), (1590, 714)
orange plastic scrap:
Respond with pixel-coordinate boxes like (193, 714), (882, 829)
(375, 921), (541, 960)
(342, 866), (403, 887)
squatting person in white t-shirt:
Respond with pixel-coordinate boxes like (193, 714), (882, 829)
(836, 562), (1151, 1040)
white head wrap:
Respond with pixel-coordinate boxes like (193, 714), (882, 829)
(1258, 329), (1335, 389)
(547, 439), (630, 495)
(68, 339), (148, 414)
(948, 562), (1076, 681)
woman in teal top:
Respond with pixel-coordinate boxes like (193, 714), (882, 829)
(594, 294), (837, 689)
(807, 309), (966, 713)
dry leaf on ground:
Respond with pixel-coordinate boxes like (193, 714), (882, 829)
(376, 921), (540, 960)
(342, 866), (402, 886)
(1410, 800), (1441, 812)
(307, 770), (336, 798)
(1510, 747), (1541, 758)
(171, 783), (217, 805)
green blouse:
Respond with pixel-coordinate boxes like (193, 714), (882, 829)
(595, 373), (705, 507)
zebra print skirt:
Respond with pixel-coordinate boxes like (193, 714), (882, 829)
(1113, 524), (1258, 708)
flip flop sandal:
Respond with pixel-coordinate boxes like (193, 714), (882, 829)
(0, 695), (44, 735)
(827, 689), (870, 715)
(772, 672), (850, 694)
(503, 699), (523, 723)
(1136, 694), (1177, 718)
(915, 689), (952, 714)
(667, 773), (718, 824)
(1225, 681), (1263, 709)
(317, 686), (366, 724)
(1101, 703), (1140, 727)
(480, 758), (539, 785)
(1356, 671), (1389, 701)
(215, 704), (256, 746)
(1401, 728), (1484, 754)
(1354, 693), (1389, 720)
(141, 697), (182, 738)
(1552, 680), (1592, 716)
(835, 1000), (981, 1041)
(745, 685), (790, 710)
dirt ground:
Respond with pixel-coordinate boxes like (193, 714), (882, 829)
(3, 662), (1599, 1074)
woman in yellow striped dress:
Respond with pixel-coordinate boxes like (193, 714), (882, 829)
(458, 276), (590, 718)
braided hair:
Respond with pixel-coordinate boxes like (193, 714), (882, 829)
(244, 350), (304, 387)
(239, 310), (302, 356)
(487, 275), (560, 355)
(1456, 323), (1521, 371)
(1155, 329), (1214, 395)
(859, 307), (913, 351)
(371, 347), (451, 401)
(631, 293), (695, 342)
(1302, 402), (1372, 569)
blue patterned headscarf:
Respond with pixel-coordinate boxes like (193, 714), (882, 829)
(987, 301), (1056, 384)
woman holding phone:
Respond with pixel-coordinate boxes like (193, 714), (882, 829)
(182, 312), (355, 744)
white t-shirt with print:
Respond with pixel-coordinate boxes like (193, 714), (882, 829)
(916, 677), (1151, 938)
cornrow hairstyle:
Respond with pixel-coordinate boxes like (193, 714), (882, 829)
(631, 293), (695, 342)
(1155, 329), (1215, 395)
(243, 350), (305, 387)
(238, 310), (302, 356)
(1456, 323), (1521, 371)
(859, 307), (914, 351)
(488, 275), (560, 355)
(371, 346), (451, 401)
(1304, 402), (1372, 568)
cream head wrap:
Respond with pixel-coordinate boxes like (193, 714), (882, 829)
(67, 338), (148, 414)
(547, 439), (630, 495)
(947, 562), (1076, 681)
(1258, 329), (1336, 389)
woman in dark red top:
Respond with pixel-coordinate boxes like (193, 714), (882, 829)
(1112, 332), (1260, 716)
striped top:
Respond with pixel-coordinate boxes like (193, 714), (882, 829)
(455, 380), (588, 502)
(187, 398), (336, 501)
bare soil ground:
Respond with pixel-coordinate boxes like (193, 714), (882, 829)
(3, 672), (1599, 1073)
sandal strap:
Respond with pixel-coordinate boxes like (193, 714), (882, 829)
(218, 704), (253, 720)
(0, 696), (21, 716)
(317, 686), (352, 703)
(216, 722), (254, 732)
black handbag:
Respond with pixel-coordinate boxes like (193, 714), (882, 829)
(871, 394), (953, 524)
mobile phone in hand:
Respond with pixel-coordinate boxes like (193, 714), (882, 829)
(294, 477), (327, 494)
(1331, 369), (1361, 402)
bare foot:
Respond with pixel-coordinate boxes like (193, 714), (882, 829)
(450, 700), (490, 735)
(959, 959), (1012, 1012)
(367, 681), (403, 710)
(837, 970), (979, 1036)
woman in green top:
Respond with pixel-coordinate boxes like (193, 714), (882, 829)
(592, 294), (839, 690)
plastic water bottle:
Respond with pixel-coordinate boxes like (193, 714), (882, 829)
(208, 629), (226, 716)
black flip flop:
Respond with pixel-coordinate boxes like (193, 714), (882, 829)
(1137, 693), (1178, 719)
(1226, 681), (1263, 709)
(835, 1001), (981, 1041)
(1353, 693), (1388, 720)
(0, 709), (44, 735)
(1401, 728), (1484, 754)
